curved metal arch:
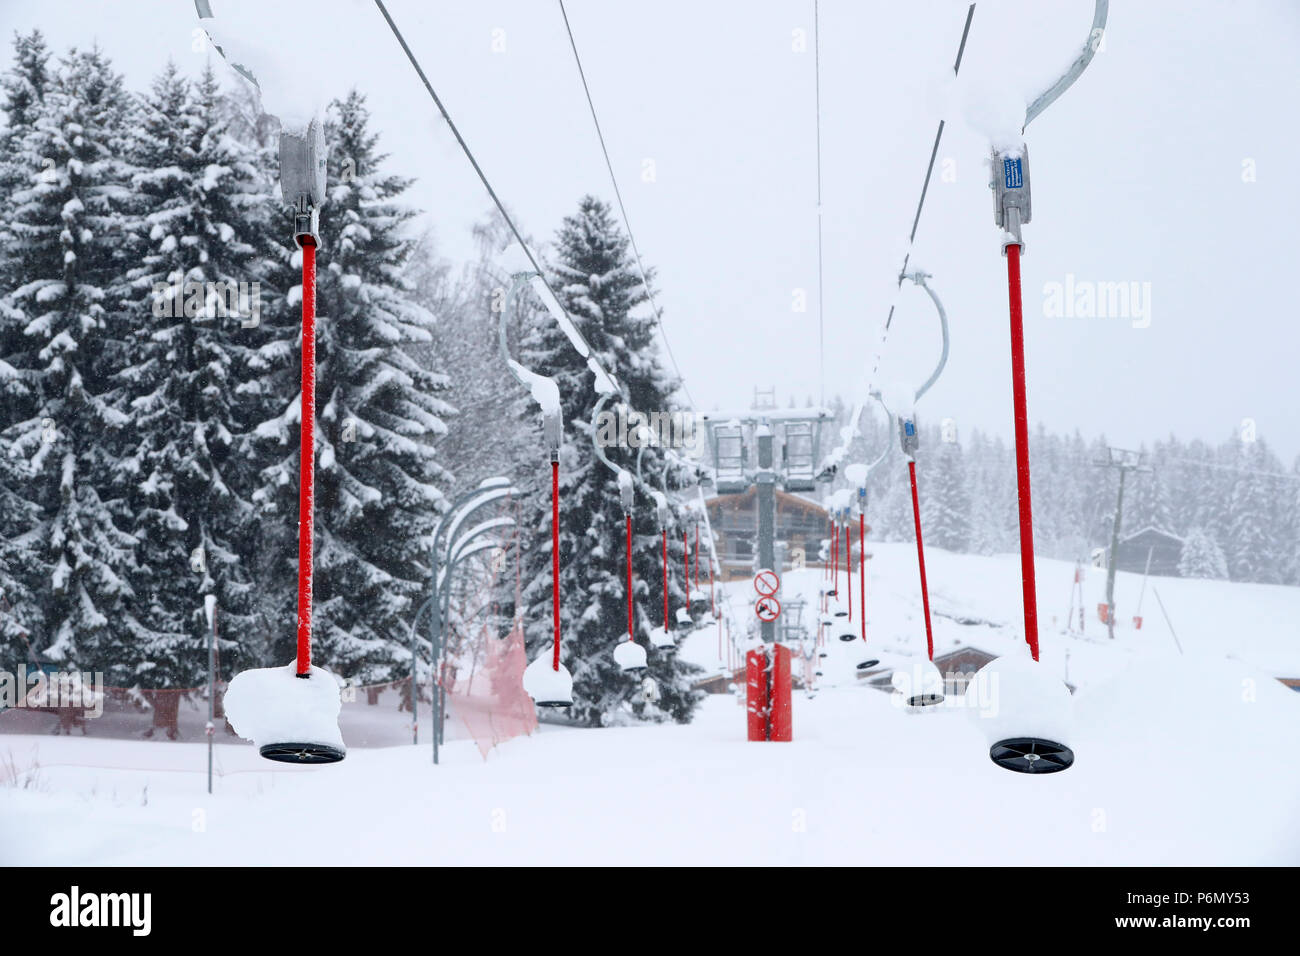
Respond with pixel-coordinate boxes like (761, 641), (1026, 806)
(500, 271), (563, 457)
(901, 270), (950, 404)
(1024, 1), (1109, 129)
(193, 1), (262, 91)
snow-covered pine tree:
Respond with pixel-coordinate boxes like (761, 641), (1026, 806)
(0, 30), (54, 663)
(252, 91), (454, 682)
(513, 195), (702, 726)
(410, 213), (534, 492)
(920, 430), (970, 552)
(112, 64), (275, 686)
(1224, 436), (1284, 584)
(0, 46), (139, 677)
(1177, 527), (1228, 580)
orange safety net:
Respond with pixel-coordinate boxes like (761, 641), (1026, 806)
(444, 616), (536, 759)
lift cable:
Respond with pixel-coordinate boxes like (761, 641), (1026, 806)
(822, 3), (974, 474)
(373, 2), (627, 408)
(375, 0), (710, 491)
(555, 0), (700, 416)
(876, 3), (974, 352)
(814, 0), (826, 408)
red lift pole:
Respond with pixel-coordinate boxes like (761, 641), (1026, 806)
(694, 524), (700, 595)
(295, 237), (317, 676)
(858, 513), (867, 641)
(1005, 243), (1040, 661)
(551, 460), (561, 669)
(844, 524), (852, 621)
(626, 515), (634, 641)
(661, 529), (669, 635)
(908, 460), (936, 661)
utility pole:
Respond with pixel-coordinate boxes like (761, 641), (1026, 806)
(1094, 447), (1151, 640)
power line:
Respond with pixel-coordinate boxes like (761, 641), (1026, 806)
(825, 3), (976, 471)
(881, 2), (974, 344)
(555, 0), (700, 414)
(814, 0), (825, 409)
(373, 0), (619, 400)
(374, 0), (709, 486)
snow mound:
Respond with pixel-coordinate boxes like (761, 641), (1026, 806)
(613, 640), (647, 672)
(522, 653), (573, 706)
(1074, 653), (1300, 767)
(223, 662), (346, 753)
(964, 651), (1073, 747)
(199, 1), (334, 131)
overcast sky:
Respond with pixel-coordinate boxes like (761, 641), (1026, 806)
(5, 0), (1299, 461)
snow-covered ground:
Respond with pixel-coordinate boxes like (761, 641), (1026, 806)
(3, 549), (1298, 866)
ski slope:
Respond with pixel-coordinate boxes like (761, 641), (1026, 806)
(683, 547), (1300, 689)
(3, 548), (1298, 866)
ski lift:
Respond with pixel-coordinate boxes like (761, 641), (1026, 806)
(892, 660), (945, 710)
(708, 422), (747, 493)
(779, 418), (827, 492)
(615, 639), (648, 673)
(198, 5), (343, 762)
(500, 273), (572, 707)
(965, 652), (1073, 774)
(855, 657), (880, 670)
(591, 393), (650, 675)
(642, 449), (679, 652)
(975, 1), (1106, 770)
(870, 274), (953, 709)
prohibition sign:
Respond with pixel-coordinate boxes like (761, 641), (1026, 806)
(755, 595), (781, 622)
(754, 568), (781, 597)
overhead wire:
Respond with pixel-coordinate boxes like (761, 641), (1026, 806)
(814, 0), (825, 409)
(555, 0), (700, 416)
(824, 3), (975, 470)
(375, 0), (715, 493)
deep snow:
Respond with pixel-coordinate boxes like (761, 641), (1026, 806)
(3, 550), (1298, 866)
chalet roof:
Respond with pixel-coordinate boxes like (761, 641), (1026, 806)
(1119, 525), (1185, 545)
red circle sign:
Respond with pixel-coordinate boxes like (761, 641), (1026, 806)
(754, 568), (781, 597)
(755, 596), (781, 622)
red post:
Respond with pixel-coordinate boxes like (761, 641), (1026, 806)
(746, 648), (768, 741)
(908, 460), (935, 661)
(551, 460), (561, 669)
(858, 513), (867, 642)
(626, 514), (634, 640)
(769, 644), (792, 742)
(684, 530), (690, 601)
(844, 525), (852, 621)
(295, 237), (317, 676)
(831, 520), (837, 587)
(709, 551), (715, 616)
(1005, 243), (1040, 661)
(694, 524), (700, 595)
(661, 529), (669, 634)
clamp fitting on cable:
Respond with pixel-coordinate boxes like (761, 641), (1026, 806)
(991, 145), (1032, 254)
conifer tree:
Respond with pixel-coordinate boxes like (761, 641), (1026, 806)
(0, 47), (137, 676)
(114, 64), (275, 685)
(513, 195), (702, 726)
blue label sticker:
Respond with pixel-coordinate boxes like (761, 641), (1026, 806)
(904, 421), (916, 436)
(1003, 157), (1023, 189)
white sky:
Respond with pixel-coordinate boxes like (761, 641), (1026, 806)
(5, 0), (1299, 461)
